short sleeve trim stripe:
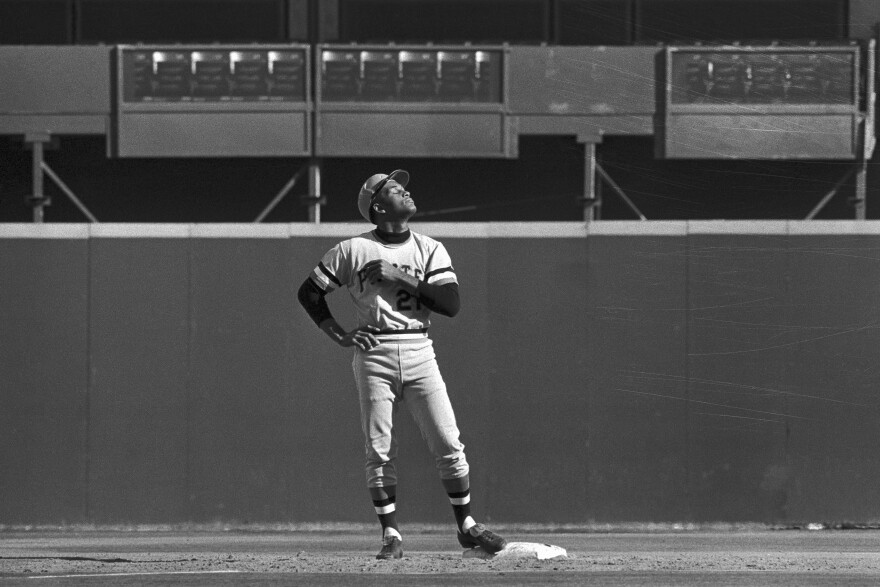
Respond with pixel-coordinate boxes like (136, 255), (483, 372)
(308, 275), (328, 291)
(318, 261), (342, 287)
(425, 266), (454, 279)
(432, 276), (456, 287)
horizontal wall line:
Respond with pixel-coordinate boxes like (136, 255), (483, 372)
(2, 221), (880, 239)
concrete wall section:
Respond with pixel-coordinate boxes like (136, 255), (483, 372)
(849, 0), (880, 39)
(0, 46), (111, 114)
(507, 46), (659, 115)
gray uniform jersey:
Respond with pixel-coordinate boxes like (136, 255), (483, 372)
(310, 230), (457, 341)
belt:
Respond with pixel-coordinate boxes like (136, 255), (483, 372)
(375, 327), (428, 340)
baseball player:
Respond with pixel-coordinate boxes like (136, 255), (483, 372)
(297, 169), (507, 560)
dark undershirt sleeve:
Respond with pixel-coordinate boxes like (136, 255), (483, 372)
(416, 281), (460, 318)
(297, 278), (334, 326)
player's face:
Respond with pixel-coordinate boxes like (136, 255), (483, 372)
(375, 180), (416, 219)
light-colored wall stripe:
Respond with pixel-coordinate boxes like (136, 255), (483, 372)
(191, 224), (290, 238)
(90, 224), (191, 238)
(588, 221), (687, 236)
(0, 224), (89, 239)
(686, 220), (789, 235)
(787, 220), (880, 235)
(2, 221), (880, 239)
(288, 222), (369, 237)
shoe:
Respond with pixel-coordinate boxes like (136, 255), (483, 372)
(457, 523), (508, 554)
(376, 536), (403, 560)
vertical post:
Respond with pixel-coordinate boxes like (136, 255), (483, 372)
(856, 35), (877, 220)
(32, 140), (44, 223)
(582, 142), (599, 222)
(854, 159), (868, 220)
(578, 139), (602, 222)
(308, 159), (321, 223)
(26, 133), (52, 223)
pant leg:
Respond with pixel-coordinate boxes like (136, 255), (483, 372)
(399, 340), (469, 480)
(352, 345), (401, 488)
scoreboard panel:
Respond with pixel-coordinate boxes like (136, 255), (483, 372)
(115, 45), (311, 157)
(661, 43), (864, 159)
(314, 44), (511, 157)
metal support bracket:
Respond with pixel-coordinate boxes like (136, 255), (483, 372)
(42, 162), (99, 223)
(24, 133), (98, 223)
(254, 161), (324, 223)
(805, 166), (859, 220)
(254, 166), (307, 223)
(595, 162), (647, 221)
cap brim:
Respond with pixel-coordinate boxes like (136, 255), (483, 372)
(386, 169), (409, 189)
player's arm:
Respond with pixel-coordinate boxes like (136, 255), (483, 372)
(297, 278), (381, 350)
(415, 281), (460, 317)
(361, 260), (460, 317)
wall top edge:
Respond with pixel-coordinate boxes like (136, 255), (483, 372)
(2, 221), (880, 239)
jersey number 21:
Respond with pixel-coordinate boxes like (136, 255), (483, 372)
(396, 289), (422, 311)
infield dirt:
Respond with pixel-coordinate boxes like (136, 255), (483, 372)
(2, 527), (880, 584)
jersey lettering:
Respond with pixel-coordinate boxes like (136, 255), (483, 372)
(357, 267), (369, 293)
(356, 262), (424, 293)
(398, 265), (424, 279)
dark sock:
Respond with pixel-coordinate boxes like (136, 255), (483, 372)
(442, 476), (471, 533)
(369, 486), (398, 536)
(449, 490), (472, 532)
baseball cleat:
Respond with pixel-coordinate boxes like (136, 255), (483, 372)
(457, 523), (508, 554)
(376, 536), (403, 560)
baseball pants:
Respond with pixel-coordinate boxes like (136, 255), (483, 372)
(352, 339), (469, 488)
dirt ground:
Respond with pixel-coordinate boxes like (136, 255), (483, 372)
(2, 526), (880, 585)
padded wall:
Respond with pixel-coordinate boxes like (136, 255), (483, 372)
(88, 237), (189, 522)
(2, 223), (879, 525)
(0, 234), (90, 524)
(585, 232), (690, 522)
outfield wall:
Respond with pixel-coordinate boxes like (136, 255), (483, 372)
(2, 221), (879, 525)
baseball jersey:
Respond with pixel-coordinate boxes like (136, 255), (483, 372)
(310, 230), (457, 340)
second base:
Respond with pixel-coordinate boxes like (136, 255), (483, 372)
(462, 541), (568, 560)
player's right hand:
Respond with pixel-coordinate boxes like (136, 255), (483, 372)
(339, 325), (381, 350)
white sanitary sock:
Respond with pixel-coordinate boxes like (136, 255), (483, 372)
(384, 527), (402, 541)
(461, 516), (477, 534)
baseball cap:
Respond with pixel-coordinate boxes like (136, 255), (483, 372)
(357, 169), (410, 222)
